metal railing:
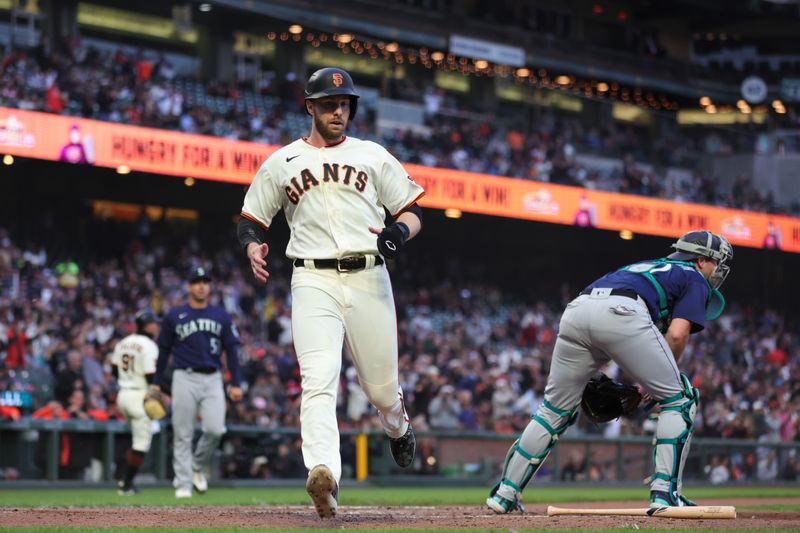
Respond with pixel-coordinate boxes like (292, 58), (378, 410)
(1, 419), (798, 484)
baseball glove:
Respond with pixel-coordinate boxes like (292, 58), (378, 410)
(143, 391), (167, 420)
(580, 373), (643, 424)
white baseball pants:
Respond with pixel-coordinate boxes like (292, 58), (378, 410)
(117, 389), (152, 453)
(291, 262), (409, 482)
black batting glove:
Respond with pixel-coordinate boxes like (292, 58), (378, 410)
(377, 222), (410, 258)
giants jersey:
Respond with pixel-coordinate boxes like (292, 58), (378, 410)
(241, 136), (425, 259)
(112, 334), (159, 390)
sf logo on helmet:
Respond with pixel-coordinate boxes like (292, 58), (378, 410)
(332, 73), (344, 87)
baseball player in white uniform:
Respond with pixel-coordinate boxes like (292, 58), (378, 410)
(112, 310), (160, 495)
(237, 67), (424, 518)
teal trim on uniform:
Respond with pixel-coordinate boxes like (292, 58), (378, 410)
(531, 414), (556, 435)
(650, 374), (699, 496)
(501, 478), (522, 492)
(641, 271), (669, 318)
(658, 392), (685, 405)
(513, 443), (535, 461)
(543, 399), (569, 417)
(621, 258), (697, 321)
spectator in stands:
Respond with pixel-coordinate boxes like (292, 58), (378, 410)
(428, 385), (461, 429)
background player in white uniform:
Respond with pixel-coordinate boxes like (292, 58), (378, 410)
(237, 67), (424, 518)
(112, 309), (160, 495)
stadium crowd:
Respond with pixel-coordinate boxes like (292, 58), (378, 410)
(0, 42), (790, 215)
(0, 214), (798, 482)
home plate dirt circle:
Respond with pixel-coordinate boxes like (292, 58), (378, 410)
(1, 499), (798, 529)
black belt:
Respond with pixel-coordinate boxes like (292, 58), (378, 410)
(580, 288), (640, 301)
(294, 256), (384, 271)
(179, 367), (217, 374)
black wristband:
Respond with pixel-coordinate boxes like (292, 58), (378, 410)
(237, 217), (267, 252)
(377, 222), (410, 258)
(395, 222), (410, 243)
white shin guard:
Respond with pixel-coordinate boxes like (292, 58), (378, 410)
(650, 374), (698, 498)
(494, 400), (578, 501)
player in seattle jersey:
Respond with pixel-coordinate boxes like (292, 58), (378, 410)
(151, 266), (243, 499)
(237, 67), (423, 518)
(112, 309), (160, 495)
(487, 230), (733, 513)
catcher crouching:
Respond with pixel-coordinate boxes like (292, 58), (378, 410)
(487, 230), (732, 513)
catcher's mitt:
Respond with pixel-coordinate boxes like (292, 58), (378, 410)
(143, 391), (167, 420)
(580, 373), (642, 424)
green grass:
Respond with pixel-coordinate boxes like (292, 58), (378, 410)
(0, 485), (799, 507)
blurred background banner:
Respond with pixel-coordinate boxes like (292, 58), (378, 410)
(2, 105), (797, 252)
(0, 107), (275, 183)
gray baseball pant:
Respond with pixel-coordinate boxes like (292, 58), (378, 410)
(171, 369), (226, 490)
(496, 290), (693, 500)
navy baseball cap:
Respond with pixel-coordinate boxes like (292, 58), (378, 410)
(188, 266), (212, 283)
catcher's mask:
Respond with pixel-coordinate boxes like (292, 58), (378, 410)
(668, 230), (732, 320)
(304, 67), (359, 120)
(668, 230), (733, 290)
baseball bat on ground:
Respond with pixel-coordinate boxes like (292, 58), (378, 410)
(546, 505), (736, 519)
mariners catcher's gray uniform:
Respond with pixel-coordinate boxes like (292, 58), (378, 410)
(487, 230), (733, 513)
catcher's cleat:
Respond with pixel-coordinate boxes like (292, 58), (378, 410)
(306, 464), (338, 518)
(650, 490), (695, 507)
(486, 493), (524, 514)
(192, 470), (208, 494)
(389, 425), (416, 468)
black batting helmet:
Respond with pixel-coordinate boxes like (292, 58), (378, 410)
(135, 309), (159, 335)
(304, 67), (359, 120)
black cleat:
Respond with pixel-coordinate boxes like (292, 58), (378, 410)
(389, 425), (416, 468)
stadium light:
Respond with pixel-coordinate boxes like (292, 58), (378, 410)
(198, 3), (212, 12)
(619, 230), (634, 240)
(444, 208), (462, 219)
(288, 24), (303, 35)
(116, 165), (131, 174)
(2, 154), (13, 165)
(184, 177), (196, 187)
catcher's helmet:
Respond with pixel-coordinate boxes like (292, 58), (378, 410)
(135, 309), (159, 334)
(668, 230), (733, 289)
(304, 67), (359, 120)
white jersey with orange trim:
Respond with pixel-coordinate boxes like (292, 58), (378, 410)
(241, 136), (424, 259)
(112, 334), (159, 390)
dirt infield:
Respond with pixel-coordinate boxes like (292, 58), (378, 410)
(1, 499), (798, 529)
